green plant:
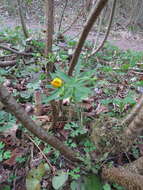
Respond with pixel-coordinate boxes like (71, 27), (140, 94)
(0, 26), (25, 46)
(64, 122), (87, 138)
(83, 139), (96, 153)
(101, 95), (136, 113)
(46, 68), (95, 103)
(0, 142), (11, 162)
(70, 174), (102, 190)
(103, 183), (112, 190)
(52, 171), (69, 190)
(131, 146), (140, 159)
(68, 167), (80, 180)
(7, 174), (17, 183)
(3, 185), (11, 190)
(112, 183), (126, 190)
(16, 156), (27, 163)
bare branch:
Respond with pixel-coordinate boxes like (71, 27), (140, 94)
(88, 0), (117, 58)
(0, 60), (17, 67)
(58, 0), (68, 32)
(62, 6), (85, 34)
(0, 44), (33, 56)
(68, 0), (109, 76)
(0, 84), (81, 163)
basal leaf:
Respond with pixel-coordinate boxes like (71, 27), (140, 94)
(103, 183), (111, 190)
(52, 171), (68, 190)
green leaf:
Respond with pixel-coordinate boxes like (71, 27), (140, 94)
(70, 180), (84, 190)
(70, 174), (102, 190)
(83, 174), (102, 190)
(26, 163), (48, 190)
(27, 81), (40, 90)
(103, 183), (111, 190)
(3, 150), (11, 159)
(3, 185), (11, 190)
(46, 88), (61, 102)
(101, 66), (113, 72)
(70, 181), (79, 190)
(0, 142), (5, 149)
(74, 86), (91, 101)
(56, 71), (71, 82)
(52, 171), (68, 190)
(0, 153), (3, 162)
(26, 178), (40, 190)
(74, 62), (83, 76)
(123, 96), (136, 105)
(0, 125), (13, 132)
(20, 91), (32, 101)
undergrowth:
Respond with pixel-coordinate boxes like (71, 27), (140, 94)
(0, 27), (143, 190)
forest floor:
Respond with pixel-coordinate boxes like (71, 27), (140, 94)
(1, 16), (143, 52)
(1, 12), (143, 190)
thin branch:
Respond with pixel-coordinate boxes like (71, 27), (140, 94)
(68, 0), (109, 76)
(93, 10), (104, 48)
(17, 0), (29, 38)
(62, 6), (85, 34)
(0, 54), (16, 59)
(58, 0), (68, 32)
(0, 84), (81, 163)
(25, 133), (55, 173)
(0, 60), (17, 67)
(88, 0), (117, 58)
(0, 44), (33, 56)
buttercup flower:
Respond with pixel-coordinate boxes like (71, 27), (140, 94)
(51, 78), (63, 88)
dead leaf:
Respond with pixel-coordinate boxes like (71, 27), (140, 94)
(95, 104), (108, 115)
(4, 148), (25, 167)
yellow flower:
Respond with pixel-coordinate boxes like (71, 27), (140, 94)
(51, 78), (63, 88)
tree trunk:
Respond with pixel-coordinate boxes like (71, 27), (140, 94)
(45, 0), (54, 55)
(17, 0), (29, 39)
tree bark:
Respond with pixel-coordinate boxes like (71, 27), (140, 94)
(0, 44), (33, 56)
(122, 94), (143, 126)
(17, 0), (29, 39)
(45, 0), (54, 55)
(0, 60), (17, 67)
(102, 166), (143, 190)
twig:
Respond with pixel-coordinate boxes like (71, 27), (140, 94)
(62, 6), (85, 34)
(87, 0), (117, 58)
(0, 44), (33, 56)
(69, 31), (81, 41)
(93, 10), (104, 48)
(25, 133), (55, 173)
(0, 60), (17, 67)
(0, 54), (16, 59)
(58, 0), (68, 32)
